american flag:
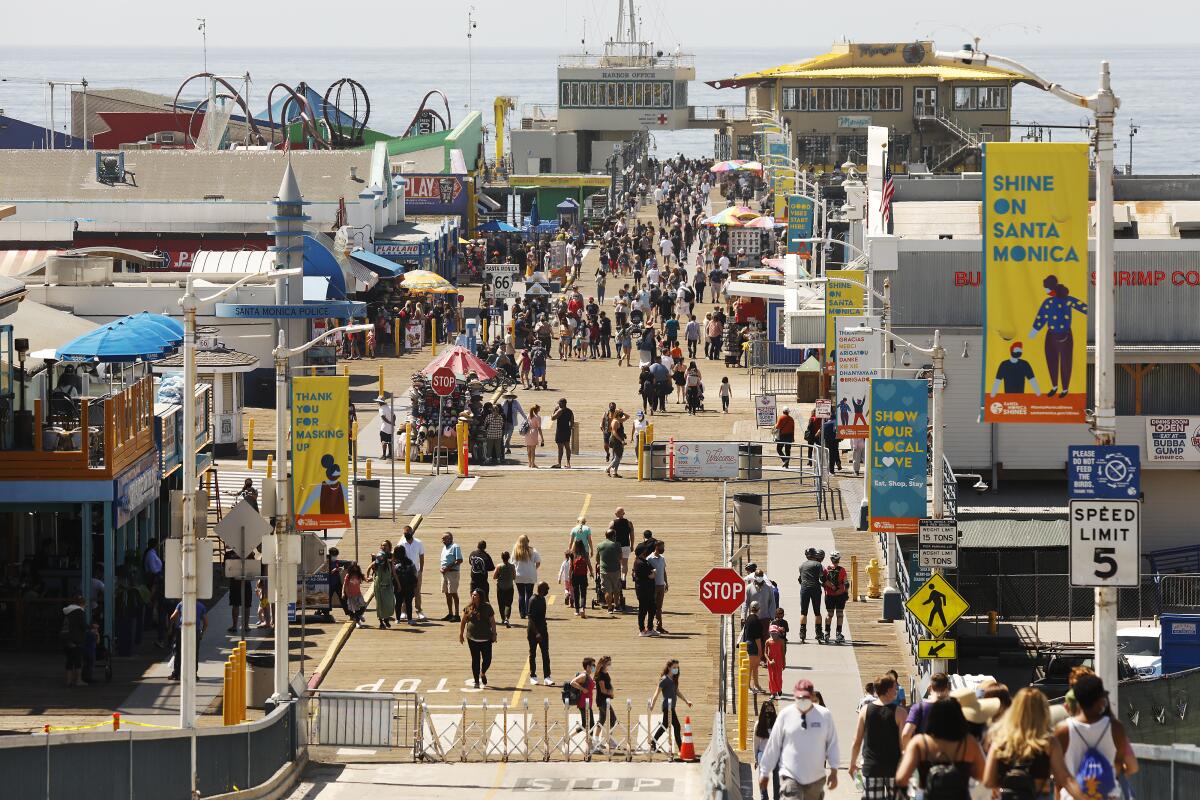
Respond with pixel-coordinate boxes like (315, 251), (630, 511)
(881, 162), (896, 228)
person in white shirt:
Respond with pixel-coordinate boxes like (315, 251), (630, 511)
(646, 266), (660, 287)
(376, 397), (396, 459)
(399, 525), (427, 620)
(759, 679), (840, 798)
(718, 253), (731, 272)
(659, 237), (674, 263)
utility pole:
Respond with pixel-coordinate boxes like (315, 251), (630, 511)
(1126, 119), (1139, 176)
(466, 7), (477, 113)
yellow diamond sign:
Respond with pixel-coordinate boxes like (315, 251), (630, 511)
(905, 573), (969, 638)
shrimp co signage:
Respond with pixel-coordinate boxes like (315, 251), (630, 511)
(869, 379), (928, 535)
(981, 142), (1089, 424)
(1146, 417), (1200, 463)
(292, 376), (351, 530)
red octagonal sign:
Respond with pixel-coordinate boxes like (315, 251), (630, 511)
(430, 367), (457, 397)
(699, 567), (746, 615)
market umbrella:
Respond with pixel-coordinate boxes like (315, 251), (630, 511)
(57, 318), (174, 363)
(743, 215), (781, 228)
(400, 269), (454, 292)
(128, 312), (185, 346)
(742, 267), (784, 282)
(421, 345), (497, 380)
(709, 159), (748, 173)
(701, 206), (760, 227)
(478, 220), (520, 233)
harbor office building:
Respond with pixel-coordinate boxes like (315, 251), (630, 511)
(709, 41), (1026, 173)
(873, 174), (1200, 554)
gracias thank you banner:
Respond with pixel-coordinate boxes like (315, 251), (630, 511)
(869, 379), (928, 535)
(982, 142), (1089, 424)
(292, 375), (351, 530)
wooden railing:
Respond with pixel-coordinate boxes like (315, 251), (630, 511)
(0, 376), (155, 481)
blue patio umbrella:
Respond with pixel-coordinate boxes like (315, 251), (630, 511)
(478, 220), (519, 233)
(128, 312), (184, 347)
(57, 318), (175, 363)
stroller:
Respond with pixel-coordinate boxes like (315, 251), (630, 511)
(685, 377), (704, 415)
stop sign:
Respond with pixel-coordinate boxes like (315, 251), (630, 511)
(430, 367), (457, 397)
(699, 567), (746, 615)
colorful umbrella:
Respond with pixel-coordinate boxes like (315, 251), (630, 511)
(709, 159), (763, 173)
(701, 206), (762, 227)
(743, 216), (780, 228)
(400, 269), (454, 292)
(421, 345), (497, 380)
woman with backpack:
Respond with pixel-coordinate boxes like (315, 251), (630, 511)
(458, 589), (497, 689)
(649, 658), (692, 756)
(567, 657), (597, 744)
(985, 688), (1089, 800)
(568, 540), (592, 618)
(393, 548), (419, 625)
(895, 698), (986, 800)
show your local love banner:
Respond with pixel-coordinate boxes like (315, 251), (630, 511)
(292, 375), (351, 531)
(869, 379), (928, 535)
(982, 142), (1089, 424)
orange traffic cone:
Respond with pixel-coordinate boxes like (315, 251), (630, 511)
(678, 716), (696, 761)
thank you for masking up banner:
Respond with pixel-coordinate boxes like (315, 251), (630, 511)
(869, 379), (928, 535)
(292, 375), (351, 531)
(982, 142), (1089, 424)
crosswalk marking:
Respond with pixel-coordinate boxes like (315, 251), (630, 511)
(207, 467), (425, 516)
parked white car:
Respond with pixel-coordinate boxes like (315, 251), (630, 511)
(1118, 626), (1162, 678)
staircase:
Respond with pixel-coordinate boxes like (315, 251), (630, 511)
(914, 107), (993, 172)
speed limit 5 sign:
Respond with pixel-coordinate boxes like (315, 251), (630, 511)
(1069, 500), (1140, 587)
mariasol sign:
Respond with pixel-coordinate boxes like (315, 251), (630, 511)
(982, 143), (1089, 424)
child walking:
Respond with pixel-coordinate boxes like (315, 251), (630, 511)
(765, 622), (786, 697)
(343, 562), (368, 629)
(719, 377), (732, 413)
(557, 550), (573, 605)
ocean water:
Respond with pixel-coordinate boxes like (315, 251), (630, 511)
(1, 45), (1195, 173)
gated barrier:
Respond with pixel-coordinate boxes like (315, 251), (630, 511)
(420, 698), (678, 763)
(305, 690), (423, 760)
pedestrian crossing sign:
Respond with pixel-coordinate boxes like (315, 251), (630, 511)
(917, 639), (958, 660)
(905, 573), (968, 638)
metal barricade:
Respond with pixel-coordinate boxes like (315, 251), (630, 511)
(306, 690), (423, 761)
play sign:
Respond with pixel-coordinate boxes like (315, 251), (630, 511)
(699, 567), (746, 615)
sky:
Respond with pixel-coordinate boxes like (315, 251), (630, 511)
(2, 0), (1196, 50)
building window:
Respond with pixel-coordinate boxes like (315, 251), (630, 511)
(675, 81), (687, 108)
(890, 134), (912, 162)
(914, 86), (937, 114)
(795, 134), (831, 164)
(784, 86), (902, 112)
(954, 85), (1008, 111)
(661, 82), (673, 108)
(836, 135), (868, 164)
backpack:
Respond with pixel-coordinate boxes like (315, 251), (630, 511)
(571, 555), (589, 577)
(922, 737), (971, 800)
(1073, 719), (1117, 799)
(824, 566), (845, 593)
(998, 755), (1039, 799)
(561, 679), (582, 707)
(683, 287), (695, 303)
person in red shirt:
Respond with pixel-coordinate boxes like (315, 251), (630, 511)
(774, 407), (796, 468)
(822, 552), (849, 644)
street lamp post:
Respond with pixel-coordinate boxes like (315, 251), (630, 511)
(269, 322), (373, 703)
(177, 267), (300, 796)
(850, 326), (947, 666)
(939, 47), (1121, 702)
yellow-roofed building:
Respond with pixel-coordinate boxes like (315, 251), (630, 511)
(709, 41), (1031, 173)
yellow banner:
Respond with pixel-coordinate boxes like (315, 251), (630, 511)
(292, 376), (351, 530)
(825, 269), (867, 363)
(982, 143), (1089, 424)
(773, 170), (794, 220)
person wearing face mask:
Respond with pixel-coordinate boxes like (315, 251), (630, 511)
(758, 679), (839, 799)
(649, 659), (692, 755)
(744, 569), (778, 626)
(568, 657), (597, 745)
(990, 341), (1041, 397)
(742, 601), (767, 694)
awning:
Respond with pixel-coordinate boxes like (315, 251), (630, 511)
(63, 246), (166, 266)
(349, 249), (404, 278)
(0, 249), (60, 277)
(724, 280), (786, 301)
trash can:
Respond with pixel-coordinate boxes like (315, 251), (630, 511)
(649, 443), (668, 478)
(355, 479), (380, 519)
(738, 443), (763, 480)
(733, 492), (763, 534)
(246, 652), (275, 709)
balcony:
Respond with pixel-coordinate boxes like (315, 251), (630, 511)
(0, 374), (156, 481)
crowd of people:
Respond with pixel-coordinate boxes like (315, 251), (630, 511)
(754, 668), (1136, 800)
